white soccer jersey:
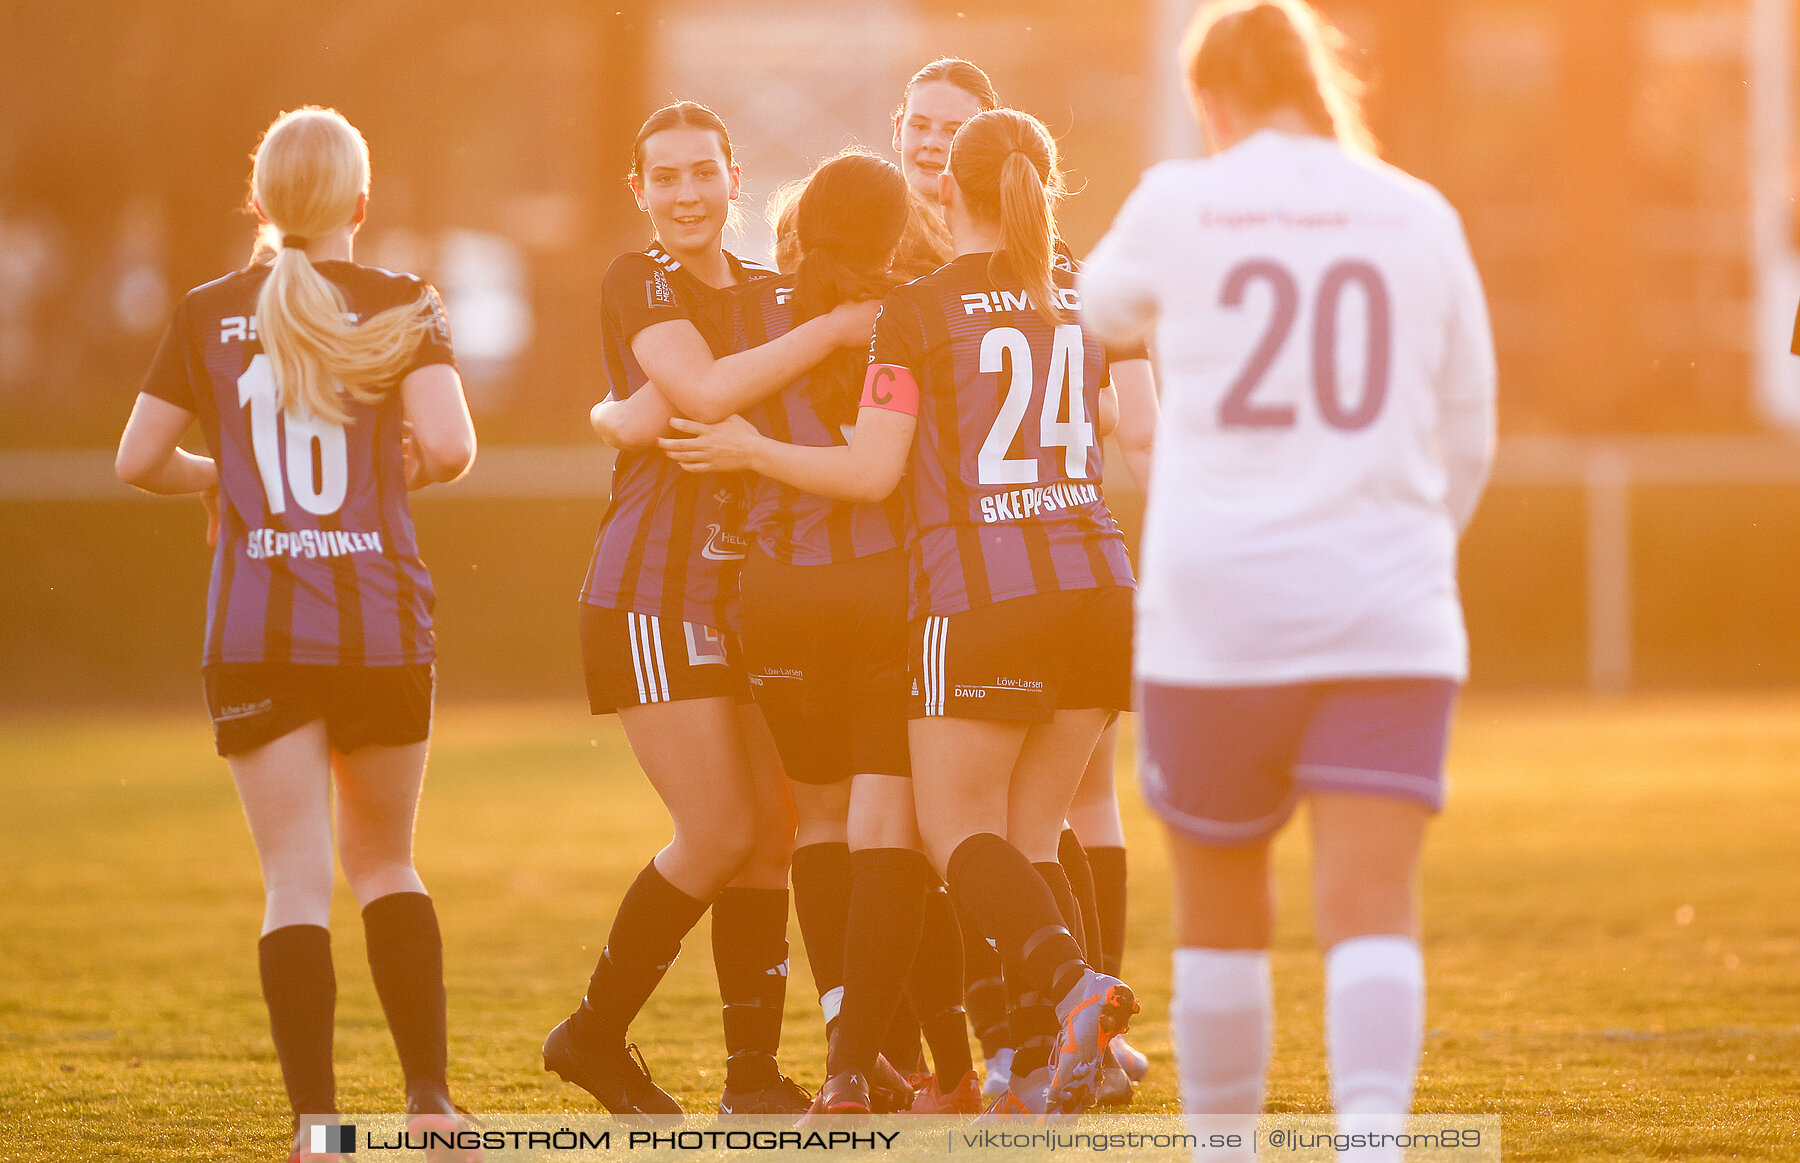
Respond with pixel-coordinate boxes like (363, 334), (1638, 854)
(1080, 130), (1496, 685)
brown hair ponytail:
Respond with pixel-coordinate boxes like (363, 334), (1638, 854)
(788, 151), (911, 427)
(251, 107), (438, 425)
(948, 108), (1067, 325)
(1183, 0), (1377, 155)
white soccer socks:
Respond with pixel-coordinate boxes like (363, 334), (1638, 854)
(1173, 937), (1423, 1161)
(1172, 947), (1271, 1160)
(1324, 935), (1425, 1163)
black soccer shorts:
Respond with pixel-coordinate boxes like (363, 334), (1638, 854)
(739, 546), (911, 784)
(202, 663), (434, 757)
(908, 586), (1134, 722)
(580, 604), (749, 715)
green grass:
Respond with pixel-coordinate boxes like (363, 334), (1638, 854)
(3, 694), (1798, 1160)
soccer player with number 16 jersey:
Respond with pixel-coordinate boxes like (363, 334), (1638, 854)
(115, 107), (480, 1163)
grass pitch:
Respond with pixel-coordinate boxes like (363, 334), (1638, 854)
(3, 694), (1797, 1160)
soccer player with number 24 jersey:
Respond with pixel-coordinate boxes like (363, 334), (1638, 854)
(668, 107), (1139, 1118)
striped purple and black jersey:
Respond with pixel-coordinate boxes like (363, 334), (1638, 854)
(873, 252), (1136, 618)
(139, 260), (455, 667)
(580, 247), (775, 629)
(729, 278), (905, 565)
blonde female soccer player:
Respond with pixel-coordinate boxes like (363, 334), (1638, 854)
(1081, 2), (1497, 1157)
(115, 107), (478, 1162)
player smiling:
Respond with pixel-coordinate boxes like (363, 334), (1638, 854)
(662, 108), (1140, 1117)
(546, 101), (876, 1120)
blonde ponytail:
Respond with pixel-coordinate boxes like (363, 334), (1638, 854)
(949, 109), (1067, 325)
(996, 148), (1064, 325)
(1183, 0), (1377, 156)
(251, 107), (437, 425)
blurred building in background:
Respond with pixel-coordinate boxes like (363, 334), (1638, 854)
(1, 0), (1794, 443)
(5, 0), (1800, 701)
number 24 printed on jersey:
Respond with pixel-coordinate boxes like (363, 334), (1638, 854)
(976, 323), (1095, 486)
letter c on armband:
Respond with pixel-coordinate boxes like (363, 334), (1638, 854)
(861, 364), (920, 416)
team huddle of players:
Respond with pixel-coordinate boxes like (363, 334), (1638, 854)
(116, 1), (1495, 1160)
(554, 62), (1147, 1124)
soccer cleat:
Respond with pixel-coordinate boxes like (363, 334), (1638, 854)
(980, 1046), (1015, 1102)
(907, 1069), (983, 1114)
(797, 1071), (872, 1125)
(542, 1016), (683, 1117)
(1109, 1032), (1149, 1081)
(719, 1073), (812, 1116)
(972, 1065), (1050, 1124)
(1093, 1047), (1134, 1108)
(867, 1053), (916, 1113)
(404, 1089), (485, 1163)
(1046, 970), (1138, 1114)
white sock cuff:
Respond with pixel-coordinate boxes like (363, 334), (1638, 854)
(1325, 935), (1423, 990)
(1172, 947), (1272, 1011)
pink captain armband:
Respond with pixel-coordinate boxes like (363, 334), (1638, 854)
(860, 364), (920, 416)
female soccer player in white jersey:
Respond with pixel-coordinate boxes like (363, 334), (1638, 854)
(114, 107), (479, 1163)
(546, 101), (879, 1119)
(664, 108), (1141, 1118)
(1080, 2), (1497, 1157)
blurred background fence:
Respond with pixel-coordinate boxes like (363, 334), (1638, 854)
(5, 0), (1800, 704)
(8, 435), (1800, 705)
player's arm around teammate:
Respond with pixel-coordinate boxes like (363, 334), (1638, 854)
(116, 107), (478, 1163)
(683, 109), (1144, 1118)
(551, 102), (848, 1119)
(584, 139), (879, 447)
(897, 60), (1154, 1100)
(686, 151), (983, 1116)
(1081, 4), (1497, 1157)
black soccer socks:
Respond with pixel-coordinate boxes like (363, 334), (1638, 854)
(361, 892), (449, 1104)
(909, 882), (975, 1085)
(791, 841), (853, 1030)
(827, 847), (930, 1078)
(1085, 845), (1128, 978)
(946, 833), (1086, 1004)
(711, 886), (791, 1089)
(881, 996), (927, 1078)
(258, 924), (336, 1119)
(574, 859), (710, 1048)
(1034, 860), (1087, 959)
(1057, 829), (1103, 966)
(958, 891), (1012, 1059)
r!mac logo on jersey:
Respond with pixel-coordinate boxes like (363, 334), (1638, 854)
(960, 287), (1081, 315)
(220, 315), (260, 343)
